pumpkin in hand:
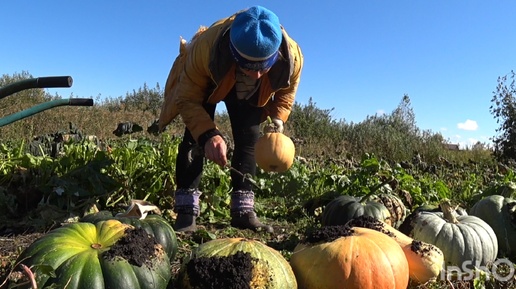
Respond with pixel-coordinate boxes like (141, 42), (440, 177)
(254, 132), (295, 173)
(470, 194), (516, 259)
(14, 220), (171, 289)
(409, 199), (498, 267)
(290, 225), (409, 289)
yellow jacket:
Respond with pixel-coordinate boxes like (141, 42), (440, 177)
(158, 13), (304, 143)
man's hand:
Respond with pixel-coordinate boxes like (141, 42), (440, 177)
(264, 118), (284, 133)
(204, 134), (228, 167)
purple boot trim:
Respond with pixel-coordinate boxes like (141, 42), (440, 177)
(230, 190), (255, 215)
(174, 188), (202, 216)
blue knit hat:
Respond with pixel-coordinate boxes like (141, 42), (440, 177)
(229, 6), (282, 71)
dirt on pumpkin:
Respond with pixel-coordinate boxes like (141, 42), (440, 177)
(0, 224), (162, 287)
(180, 251), (256, 289)
(301, 225), (355, 244)
(103, 227), (160, 267)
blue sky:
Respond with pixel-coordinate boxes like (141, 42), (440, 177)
(2, 1), (515, 148)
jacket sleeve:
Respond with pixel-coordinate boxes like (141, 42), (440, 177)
(267, 39), (304, 123)
(175, 33), (218, 143)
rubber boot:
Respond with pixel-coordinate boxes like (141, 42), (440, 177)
(230, 190), (274, 233)
(174, 213), (197, 232)
(231, 211), (274, 233)
(173, 188), (201, 232)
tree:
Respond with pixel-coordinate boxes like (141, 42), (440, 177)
(490, 70), (516, 162)
(289, 97), (340, 140)
(122, 82), (163, 116)
(391, 94), (418, 135)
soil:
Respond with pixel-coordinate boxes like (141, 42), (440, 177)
(302, 225), (354, 244)
(103, 227), (159, 267)
(346, 215), (396, 237)
(0, 231), (43, 288)
(182, 251), (255, 289)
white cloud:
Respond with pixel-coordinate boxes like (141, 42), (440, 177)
(457, 119), (478, 131)
(376, 109), (385, 115)
(440, 127), (448, 131)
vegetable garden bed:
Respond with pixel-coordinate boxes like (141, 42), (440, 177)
(1, 136), (516, 288)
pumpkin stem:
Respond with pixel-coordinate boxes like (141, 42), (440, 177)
(260, 116), (281, 134)
(91, 243), (103, 249)
(439, 199), (459, 224)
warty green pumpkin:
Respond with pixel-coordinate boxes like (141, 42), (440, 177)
(13, 220), (171, 289)
(469, 194), (516, 260)
(372, 193), (408, 228)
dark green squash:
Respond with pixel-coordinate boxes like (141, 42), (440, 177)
(81, 211), (178, 260)
(470, 194), (516, 260)
(14, 220), (171, 289)
(321, 195), (392, 226)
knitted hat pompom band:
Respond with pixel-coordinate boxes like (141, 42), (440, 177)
(229, 41), (279, 71)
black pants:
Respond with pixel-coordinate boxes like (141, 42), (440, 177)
(175, 89), (263, 191)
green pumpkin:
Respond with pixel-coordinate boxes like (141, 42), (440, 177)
(82, 211), (178, 260)
(177, 238), (297, 289)
(398, 203), (467, 235)
(14, 220), (171, 289)
(398, 204), (439, 236)
(409, 200), (498, 267)
(321, 195), (392, 226)
(470, 195), (516, 260)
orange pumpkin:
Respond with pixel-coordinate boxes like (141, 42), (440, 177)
(290, 226), (409, 289)
(347, 216), (444, 284)
(254, 132), (295, 172)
